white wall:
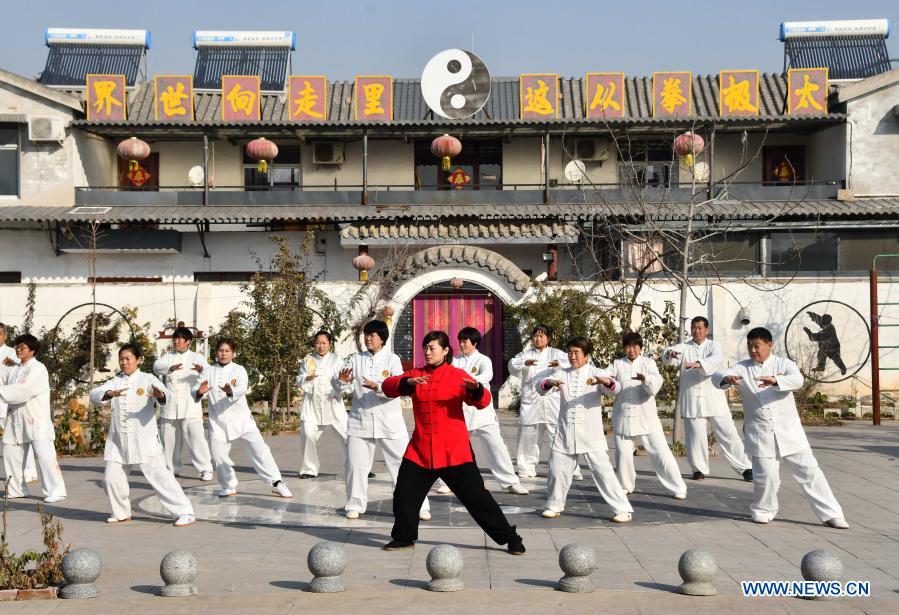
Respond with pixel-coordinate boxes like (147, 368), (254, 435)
(845, 79), (899, 196)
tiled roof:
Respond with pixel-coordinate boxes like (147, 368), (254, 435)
(339, 220), (579, 244)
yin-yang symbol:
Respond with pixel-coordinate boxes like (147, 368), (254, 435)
(421, 49), (491, 119)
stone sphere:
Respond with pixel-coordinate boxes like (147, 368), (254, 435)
(61, 548), (102, 585)
(678, 549), (717, 584)
(307, 541), (347, 578)
(559, 544), (596, 577)
(426, 544), (463, 580)
(160, 550), (198, 586)
(801, 549), (843, 582)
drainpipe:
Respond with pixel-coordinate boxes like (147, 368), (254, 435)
(362, 130), (369, 205)
(543, 130), (551, 205)
(202, 133), (209, 206)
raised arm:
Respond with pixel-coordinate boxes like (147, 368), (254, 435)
(0, 364), (49, 405)
(642, 358), (664, 396)
(226, 366), (249, 400)
(773, 358), (804, 392)
(696, 341), (725, 375)
(508, 351), (528, 377)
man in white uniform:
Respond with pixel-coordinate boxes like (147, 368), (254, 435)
(153, 327), (214, 480)
(334, 320), (430, 520)
(714, 327), (848, 528)
(297, 331), (347, 479)
(435, 328), (527, 495)
(0, 334), (67, 502)
(0, 323), (37, 483)
(607, 332), (687, 498)
(664, 316), (752, 482)
(508, 325), (579, 479)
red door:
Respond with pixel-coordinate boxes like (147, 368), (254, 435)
(412, 293), (503, 388)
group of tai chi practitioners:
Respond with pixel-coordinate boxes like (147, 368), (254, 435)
(1, 313), (848, 553)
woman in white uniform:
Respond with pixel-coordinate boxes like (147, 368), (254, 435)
(193, 338), (292, 499)
(297, 331), (347, 479)
(90, 343), (195, 526)
(0, 323), (37, 483)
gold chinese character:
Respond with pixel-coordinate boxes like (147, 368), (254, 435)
(362, 82), (385, 115)
(721, 76), (757, 113)
(293, 80), (323, 118)
(794, 74), (823, 111)
(589, 81), (621, 112)
(524, 79), (554, 115)
(660, 77), (687, 113)
(226, 83), (256, 116)
(92, 80), (122, 115)
(160, 82), (188, 116)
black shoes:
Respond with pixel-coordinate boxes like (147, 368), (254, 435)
(383, 540), (415, 551)
(692, 471), (705, 480)
(368, 472), (376, 478)
(299, 473), (316, 479)
(742, 469), (754, 482)
(507, 538), (526, 555)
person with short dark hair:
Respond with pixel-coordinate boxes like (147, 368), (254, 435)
(381, 330), (525, 555)
(606, 332), (687, 499)
(0, 334), (67, 502)
(539, 337), (632, 522)
(0, 324), (37, 483)
(508, 324), (573, 479)
(153, 327), (214, 480)
(664, 316), (752, 482)
(713, 327), (847, 528)
(90, 344), (196, 526)
(334, 320), (430, 520)
(297, 331), (347, 479)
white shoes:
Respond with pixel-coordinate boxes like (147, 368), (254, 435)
(24, 475), (38, 483)
(346, 510), (360, 520)
(436, 485), (452, 495)
(672, 492), (687, 500)
(751, 513), (774, 524)
(419, 511), (432, 521)
(517, 470), (537, 479)
(507, 483), (529, 495)
(217, 488), (237, 497)
(43, 495), (66, 503)
(199, 471), (214, 481)
(174, 514), (196, 527)
(106, 516), (131, 524)
(612, 512), (633, 523)
(542, 509), (561, 518)
(824, 518), (849, 529)
(573, 473), (584, 481)
(272, 482), (293, 498)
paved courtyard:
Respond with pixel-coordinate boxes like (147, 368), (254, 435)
(2, 413), (898, 613)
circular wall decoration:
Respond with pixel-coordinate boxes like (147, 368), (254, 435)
(784, 300), (870, 384)
(421, 49), (491, 119)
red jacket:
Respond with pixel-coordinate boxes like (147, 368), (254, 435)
(382, 361), (492, 469)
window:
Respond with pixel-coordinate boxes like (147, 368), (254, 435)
(763, 146), (805, 184)
(0, 124), (20, 196)
(414, 139), (502, 190)
(243, 144), (301, 191)
(618, 140), (677, 188)
(88, 276), (163, 283)
(769, 231), (838, 273)
(0, 272), (22, 283)
(839, 232), (899, 272)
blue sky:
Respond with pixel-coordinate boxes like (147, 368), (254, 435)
(2, 0), (896, 79)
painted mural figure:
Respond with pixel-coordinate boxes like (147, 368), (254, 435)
(803, 312), (847, 375)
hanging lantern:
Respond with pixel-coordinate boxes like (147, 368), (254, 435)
(673, 132), (706, 168)
(449, 277), (464, 289)
(117, 137), (150, 172)
(431, 134), (462, 172)
(246, 137), (279, 173)
(353, 251), (375, 282)
(382, 305), (395, 324)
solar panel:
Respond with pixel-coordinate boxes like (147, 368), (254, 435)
(193, 47), (290, 92)
(784, 36), (892, 80)
(39, 44), (145, 87)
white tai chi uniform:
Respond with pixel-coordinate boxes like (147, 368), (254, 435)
(607, 356), (687, 496)
(665, 339), (751, 476)
(297, 352), (348, 477)
(508, 347), (573, 476)
(540, 365), (632, 516)
(335, 349), (428, 515)
(714, 355), (844, 523)
(449, 350), (519, 489)
(0, 346), (37, 482)
(193, 361), (283, 491)
(153, 350), (213, 476)
(90, 372), (193, 520)
(0, 359), (66, 499)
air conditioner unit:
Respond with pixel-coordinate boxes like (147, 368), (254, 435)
(28, 117), (66, 141)
(573, 138), (609, 162)
(312, 142), (345, 165)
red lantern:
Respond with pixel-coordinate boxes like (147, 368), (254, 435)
(353, 252), (375, 281)
(117, 137), (150, 172)
(431, 134), (462, 172)
(449, 277), (464, 289)
(246, 137), (279, 173)
(673, 132), (706, 168)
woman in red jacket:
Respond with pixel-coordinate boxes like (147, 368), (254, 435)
(381, 331), (525, 555)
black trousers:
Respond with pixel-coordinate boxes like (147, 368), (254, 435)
(391, 457), (520, 545)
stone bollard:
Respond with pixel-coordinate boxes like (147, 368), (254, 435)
(557, 543), (596, 593)
(426, 545), (464, 592)
(307, 541), (347, 593)
(677, 549), (718, 596)
(59, 548), (102, 599)
(159, 550), (198, 597)
(801, 549), (843, 600)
